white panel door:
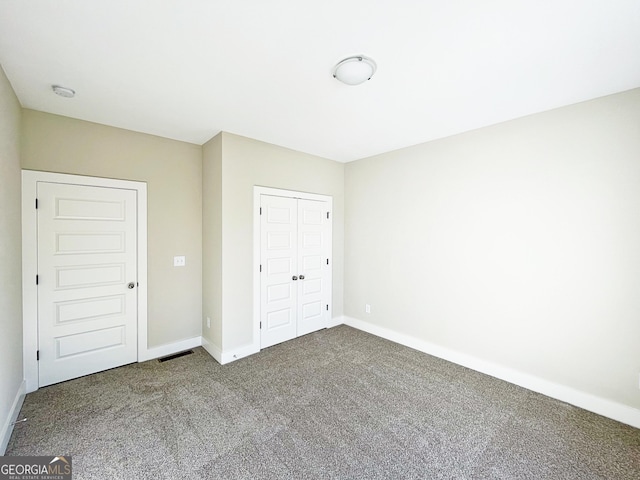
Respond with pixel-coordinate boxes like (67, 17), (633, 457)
(296, 199), (329, 336)
(260, 195), (298, 348)
(37, 182), (138, 386)
(260, 194), (330, 349)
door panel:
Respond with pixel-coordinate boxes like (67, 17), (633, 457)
(260, 195), (298, 348)
(260, 195), (331, 348)
(56, 326), (126, 358)
(296, 199), (328, 336)
(55, 295), (126, 324)
(56, 232), (125, 254)
(37, 182), (138, 387)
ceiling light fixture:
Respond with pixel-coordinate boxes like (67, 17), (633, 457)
(332, 55), (376, 86)
(52, 85), (75, 98)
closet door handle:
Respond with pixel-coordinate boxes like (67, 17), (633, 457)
(299, 275), (305, 280)
(292, 276), (298, 281)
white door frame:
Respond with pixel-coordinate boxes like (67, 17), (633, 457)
(22, 170), (148, 393)
(253, 186), (332, 352)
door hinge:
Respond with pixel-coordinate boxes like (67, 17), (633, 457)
(326, 304), (329, 311)
(36, 274), (39, 285)
(35, 198), (39, 209)
(326, 211), (330, 219)
(260, 207), (262, 215)
(260, 321), (262, 329)
(259, 264), (262, 272)
(36, 350), (40, 361)
(326, 258), (329, 265)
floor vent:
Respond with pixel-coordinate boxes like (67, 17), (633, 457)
(158, 350), (194, 363)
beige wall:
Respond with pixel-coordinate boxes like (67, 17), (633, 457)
(12, 69), (637, 423)
(0, 65), (23, 452)
(345, 88), (640, 410)
(202, 133), (223, 349)
(216, 132), (344, 351)
(21, 110), (203, 348)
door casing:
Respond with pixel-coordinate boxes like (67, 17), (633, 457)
(253, 186), (332, 352)
(22, 170), (148, 393)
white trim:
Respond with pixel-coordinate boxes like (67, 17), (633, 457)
(343, 316), (640, 429)
(253, 186), (333, 353)
(220, 344), (260, 365)
(202, 342), (258, 365)
(136, 182), (149, 366)
(254, 186), (334, 203)
(327, 315), (345, 328)
(203, 318), (345, 365)
(201, 338), (259, 365)
(22, 170), (148, 392)
(139, 336), (202, 362)
(0, 380), (26, 455)
(22, 173), (38, 393)
(252, 188), (262, 354)
(201, 337), (222, 364)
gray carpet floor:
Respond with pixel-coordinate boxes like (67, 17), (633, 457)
(6, 326), (640, 479)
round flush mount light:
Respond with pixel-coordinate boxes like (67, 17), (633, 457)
(332, 55), (376, 85)
(52, 85), (75, 98)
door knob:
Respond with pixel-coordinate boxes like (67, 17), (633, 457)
(292, 276), (298, 281)
(127, 282), (135, 289)
(299, 275), (305, 280)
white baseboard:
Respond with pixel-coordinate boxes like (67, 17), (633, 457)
(327, 315), (345, 328)
(220, 344), (260, 364)
(202, 318), (345, 366)
(139, 336), (202, 362)
(201, 337), (222, 364)
(201, 338), (259, 365)
(1, 380), (26, 455)
(224, 316), (345, 362)
(343, 316), (640, 429)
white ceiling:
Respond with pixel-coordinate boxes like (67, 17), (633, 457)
(1, 1), (639, 162)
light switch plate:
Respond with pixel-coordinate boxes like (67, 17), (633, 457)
(174, 256), (186, 267)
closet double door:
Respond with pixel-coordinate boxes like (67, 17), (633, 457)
(260, 194), (331, 349)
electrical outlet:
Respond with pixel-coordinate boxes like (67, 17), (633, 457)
(206, 317), (211, 328)
(365, 304), (371, 314)
(174, 255), (186, 267)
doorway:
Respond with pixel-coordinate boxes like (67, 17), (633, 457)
(254, 187), (332, 349)
(22, 171), (147, 392)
